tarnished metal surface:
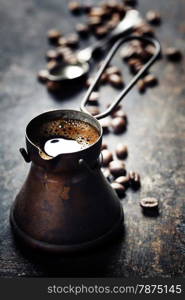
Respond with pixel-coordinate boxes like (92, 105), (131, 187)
(0, 0), (185, 277)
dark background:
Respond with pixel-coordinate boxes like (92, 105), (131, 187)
(0, 0), (185, 277)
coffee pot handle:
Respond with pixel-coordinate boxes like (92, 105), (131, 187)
(80, 35), (161, 120)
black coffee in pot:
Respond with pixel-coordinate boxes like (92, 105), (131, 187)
(37, 118), (99, 157)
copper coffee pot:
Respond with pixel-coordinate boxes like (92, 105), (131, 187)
(10, 36), (160, 253)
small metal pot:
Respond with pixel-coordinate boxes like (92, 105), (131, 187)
(10, 36), (160, 253)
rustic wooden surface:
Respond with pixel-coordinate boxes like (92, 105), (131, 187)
(0, 0), (185, 278)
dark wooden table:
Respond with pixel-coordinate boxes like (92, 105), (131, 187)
(0, 0), (185, 278)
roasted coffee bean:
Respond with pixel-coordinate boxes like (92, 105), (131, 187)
(106, 66), (121, 76)
(66, 33), (79, 48)
(88, 91), (99, 104)
(108, 74), (124, 88)
(89, 7), (107, 18)
(135, 23), (154, 37)
(111, 109), (127, 121)
(101, 143), (108, 150)
(47, 81), (61, 92)
(83, 3), (92, 13)
(124, 0), (137, 7)
(137, 79), (146, 93)
(165, 47), (182, 61)
(88, 16), (102, 28)
(100, 118), (111, 134)
(47, 60), (58, 71)
(144, 74), (158, 87)
(37, 69), (48, 83)
(109, 160), (126, 177)
(115, 143), (128, 159)
(76, 23), (89, 36)
(140, 197), (158, 209)
(146, 10), (161, 25)
(115, 176), (130, 188)
(68, 1), (81, 14)
(46, 49), (59, 61)
(120, 46), (137, 61)
(58, 37), (68, 47)
(129, 171), (141, 190)
(95, 26), (108, 38)
(87, 106), (100, 116)
(111, 182), (125, 197)
(102, 149), (113, 166)
(47, 29), (62, 44)
(111, 117), (126, 134)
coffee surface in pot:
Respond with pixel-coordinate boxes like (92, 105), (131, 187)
(36, 118), (99, 157)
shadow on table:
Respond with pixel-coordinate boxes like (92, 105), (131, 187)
(13, 226), (125, 277)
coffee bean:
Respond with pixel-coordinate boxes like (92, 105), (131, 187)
(115, 143), (128, 159)
(137, 79), (146, 93)
(144, 74), (158, 87)
(101, 143), (108, 150)
(83, 3), (92, 13)
(111, 109), (127, 121)
(108, 74), (124, 88)
(47, 60), (58, 71)
(115, 176), (130, 188)
(146, 10), (161, 25)
(47, 29), (62, 44)
(95, 26), (108, 38)
(109, 160), (126, 177)
(140, 197), (158, 209)
(105, 66), (121, 76)
(120, 46), (137, 61)
(88, 16), (102, 28)
(46, 49), (59, 61)
(66, 33), (79, 48)
(37, 69), (48, 83)
(124, 0), (137, 6)
(111, 117), (126, 134)
(111, 182), (125, 197)
(135, 23), (154, 37)
(68, 1), (81, 14)
(129, 171), (141, 190)
(76, 23), (89, 36)
(165, 47), (182, 61)
(88, 91), (99, 105)
(87, 106), (100, 116)
(89, 6), (109, 18)
(100, 118), (111, 134)
(101, 149), (113, 166)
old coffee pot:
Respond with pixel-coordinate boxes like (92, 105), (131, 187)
(10, 36), (160, 253)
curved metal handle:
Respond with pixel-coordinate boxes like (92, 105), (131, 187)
(80, 35), (161, 120)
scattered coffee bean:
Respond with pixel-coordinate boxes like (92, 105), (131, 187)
(146, 10), (161, 25)
(135, 23), (154, 37)
(137, 79), (146, 93)
(108, 73), (124, 88)
(124, 0), (137, 6)
(37, 69), (48, 83)
(115, 176), (130, 188)
(111, 117), (126, 134)
(46, 49), (59, 61)
(66, 33), (79, 48)
(100, 118), (111, 134)
(68, 1), (81, 14)
(105, 66), (121, 76)
(101, 149), (113, 166)
(47, 29), (62, 44)
(76, 23), (89, 36)
(109, 160), (126, 177)
(87, 106), (100, 116)
(101, 143), (108, 150)
(83, 3), (92, 13)
(88, 91), (99, 104)
(115, 143), (128, 159)
(140, 197), (158, 209)
(95, 26), (108, 38)
(111, 182), (125, 197)
(89, 6), (108, 18)
(144, 74), (158, 87)
(165, 47), (182, 61)
(111, 109), (127, 121)
(47, 60), (58, 71)
(129, 171), (141, 190)
(88, 16), (102, 28)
